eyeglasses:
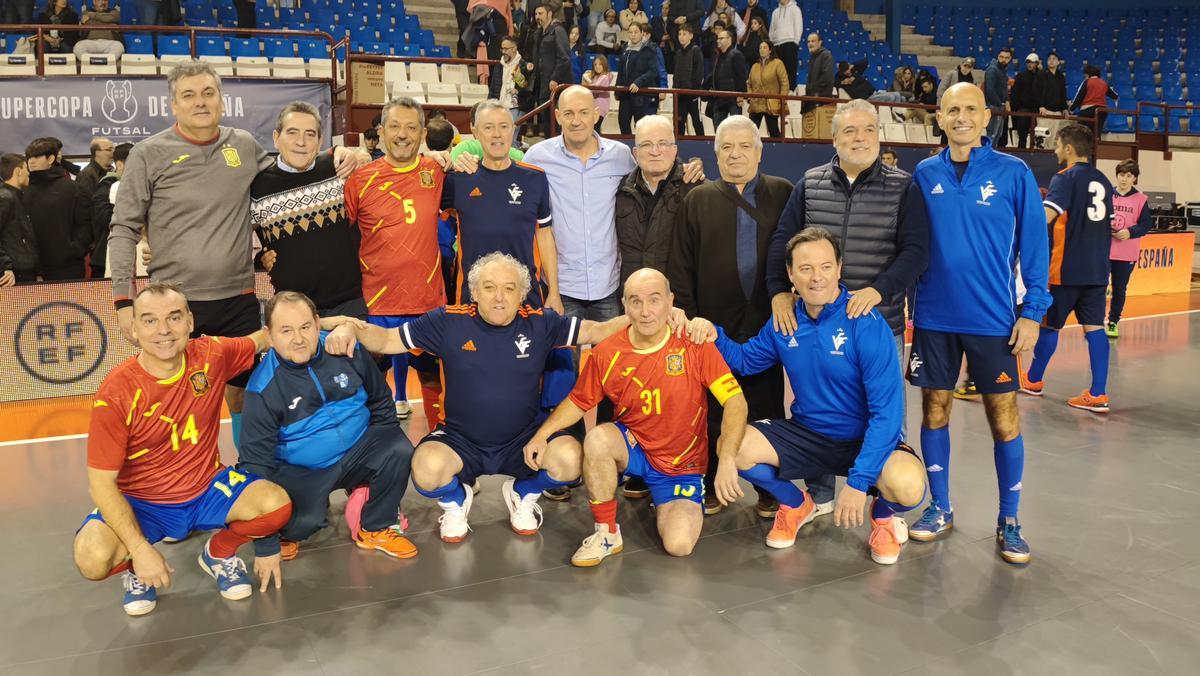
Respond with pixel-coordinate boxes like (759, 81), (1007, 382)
(635, 141), (676, 152)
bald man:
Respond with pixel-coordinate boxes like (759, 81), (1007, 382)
(905, 83), (1049, 565)
(527, 268), (747, 566)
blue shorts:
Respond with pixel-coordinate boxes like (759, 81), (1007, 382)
(420, 420), (576, 485)
(750, 418), (863, 481)
(367, 315), (438, 372)
(907, 328), (1019, 394)
(77, 467), (260, 544)
(1044, 284), (1106, 329)
(615, 422), (705, 506)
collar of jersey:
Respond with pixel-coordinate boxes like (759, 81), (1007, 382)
(156, 356), (188, 385)
(630, 327), (671, 354)
(387, 157), (422, 174)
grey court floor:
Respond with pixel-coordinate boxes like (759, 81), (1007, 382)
(2, 312), (1199, 675)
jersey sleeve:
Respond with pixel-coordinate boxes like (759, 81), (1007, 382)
(212, 336), (258, 383)
(845, 318), (905, 492)
(541, 309), (582, 347)
(397, 308), (448, 356)
(696, 342), (743, 406)
(535, 172), (552, 228)
(440, 171), (457, 210)
(1043, 172), (1072, 215)
(567, 348), (607, 411)
(343, 167), (362, 225)
(87, 384), (132, 471)
(1015, 166), (1052, 323)
(714, 320), (781, 377)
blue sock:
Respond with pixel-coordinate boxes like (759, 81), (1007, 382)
(415, 477), (466, 506)
(514, 469), (571, 497)
(994, 436), (1025, 520)
(1026, 329), (1059, 383)
(738, 464), (805, 508)
(1084, 329), (1110, 396)
(921, 425), (951, 511)
(230, 412), (243, 452)
(391, 354), (409, 400)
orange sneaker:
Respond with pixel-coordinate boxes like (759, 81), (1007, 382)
(280, 540), (299, 561)
(869, 513), (909, 565)
(356, 527), (418, 559)
(1067, 389), (1110, 413)
(1018, 370), (1043, 396)
(765, 493), (815, 549)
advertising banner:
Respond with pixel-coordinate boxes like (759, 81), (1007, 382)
(0, 76), (331, 155)
(1127, 232), (1196, 296)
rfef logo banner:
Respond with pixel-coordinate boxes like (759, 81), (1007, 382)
(0, 77), (331, 155)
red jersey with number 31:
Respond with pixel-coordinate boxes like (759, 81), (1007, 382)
(569, 330), (742, 476)
(344, 156), (446, 316)
(87, 336), (256, 504)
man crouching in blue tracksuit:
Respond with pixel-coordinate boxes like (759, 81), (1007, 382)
(708, 227), (927, 565)
(239, 291), (416, 564)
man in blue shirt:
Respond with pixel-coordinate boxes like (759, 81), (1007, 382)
(239, 292), (417, 562)
(906, 83), (1050, 564)
(711, 227), (927, 565)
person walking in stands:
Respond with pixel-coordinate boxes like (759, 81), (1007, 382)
(747, 41), (789, 138)
(1105, 159), (1153, 339)
(769, 0), (803, 90)
(1070, 65), (1119, 135)
(801, 32), (834, 114)
(673, 23), (705, 136)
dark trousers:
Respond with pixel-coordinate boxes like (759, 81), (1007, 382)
(709, 99), (738, 130)
(235, 0), (255, 29)
(1013, 111), (1036, 149)
(41, 262), (86, 281)
(13, 269), (37, 283)
(1079, 106), (1108, 134)
(618, 96), (656, 134)
(749, 112), (782, 138)
(90, 263), (106, 279)
(705, 364), (784, 493)
(271, 425), (415, 541)
(1109, 260), (1136, 323)
(776, 41), (799, 90)
(3, 0), (34, 24)
(677, 95), (703, 135)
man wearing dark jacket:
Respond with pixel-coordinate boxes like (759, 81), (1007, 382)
(669, 114), (792, 518)
(90, 142), (131, 279)
(1009, 53), (1042, 149)
(709, 29), (747, 128)
(75, 136), (115, 199)
(0, 153), (39, 285)
(673, 23), (705, 135)
(615, 115), (693, 284)
(803, 32), (834, 113)
(23, 137), (90, 280)
(984, 47), (1013, 147)
(667, 0), (706, 49)
(616, 22), (663, 134)
(533, 3), (571, 135)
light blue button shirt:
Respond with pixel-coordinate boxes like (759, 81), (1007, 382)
(524, 133), (636, 301)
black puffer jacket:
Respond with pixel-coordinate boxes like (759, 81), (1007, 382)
(0, 183), (39, 273)
(24, 165), (91, 272)
(615, 162), (693, 283)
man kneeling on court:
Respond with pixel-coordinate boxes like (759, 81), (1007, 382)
(238, 291), (416, 561)
(324, 252), (640, 542)
(73, 282), (293, 616)
(712, 227), (927, 565)
(525, 269), (749, 566)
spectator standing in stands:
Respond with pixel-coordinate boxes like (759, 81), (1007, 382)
(74, 0), (124, 58)
(769, 0), (803, 90)
(589, 9), (622, 54)
(984, 47), (1013, 147)
(3, 0), (35, 25)
(937, 57), (975, 103)
(708, 29), (746, 128)
(1070, 64), (1118, 135)
(802, 32), (834, 114)
(38, 0), (81, 54)
(741, 0), (768, 34)
(582, 56), (615, 132)
(667, 0), (705, 49)
(24, 137), (90, 280)
(1009, 53), (1043, 149)
(616, 22), (662, 134)
(568, 25), (588, 80)
(0, 154), (38, 285)
(739, 15), (768, 64)
(619, 0), (648, 32)
(532, 2), (572, 135)
(89, 142), (131, 279)
(235, 0), (255, 29)
(1038, 52), (1067, 116)
(747, 41), (789, 139)
(673, 23), (705, 136)
(493, 36), (534, 142)
(76, 136), (115, 199)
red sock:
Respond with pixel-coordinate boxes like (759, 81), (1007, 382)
(420, 382), (442, 431)
(106, 559), (132, 579)
(589, 499), (618, 533)
(209, 503), (293, 559)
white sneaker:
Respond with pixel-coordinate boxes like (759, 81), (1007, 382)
(471, 479), (481, 495)
(813, 500), (835, 517)
(395, 400), (412, 419)
(121, 571), (157, 616)
(570, 524), (623, 567)
(502, 478), (544, 535)
(437, 488), (473, 543)
(893, 515), (910, 544)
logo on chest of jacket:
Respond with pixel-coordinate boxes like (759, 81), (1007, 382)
(515, 333), (531, 358)
(420, 169), (436, 189)
(333, 373), (350, 389)
(221, 146), (241, 168)
(930, 183), (944, 195)
(189, 371), (210, 397)
(665, 352), (685, 376)
(507, 183), (524, 204)
(786, 335), (799, 348)
(978, 180), (997, 206)
(830, 328), (847, 355)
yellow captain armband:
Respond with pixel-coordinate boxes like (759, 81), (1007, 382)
(708, 373), (743, 405)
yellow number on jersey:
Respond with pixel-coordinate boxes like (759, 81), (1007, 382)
(640, 388), (662, 415)
(180, 414), (199, 446)
(227, 469), (247, 486)
(403, 198), (416, 224)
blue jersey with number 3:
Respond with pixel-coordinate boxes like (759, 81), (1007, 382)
(1043, 162), (1114, 286)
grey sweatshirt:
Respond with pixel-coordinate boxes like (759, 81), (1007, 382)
(108, 125), (271, 304)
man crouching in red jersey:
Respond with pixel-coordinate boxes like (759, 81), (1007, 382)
(526, 269), (747, 565)
(72, 281), (293, 616)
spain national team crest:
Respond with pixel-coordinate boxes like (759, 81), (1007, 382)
(221, 146), (242, 168)
(189, 371), (211, 397)
(665, 353), (685, 376)
(419, 169), (435, 188)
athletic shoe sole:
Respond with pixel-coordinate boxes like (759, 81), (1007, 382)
(354, 539), (418, 559)
(909, 521), (953, 542)
(622, 488), (650, 499)
(571, 544), (623, 567)
(997, 536), (1032, 564)
(704, 502), (724, 516)
(502, 479), (541, 536)
(1068, 402), (1110, 413)
(123, 600), (156, 616)
(542, 488), (571, 501)
(765, 508), (817, 549)
(197, 555), (252, 601)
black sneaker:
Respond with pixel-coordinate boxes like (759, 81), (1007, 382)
(542, 486), (572, 501)
(623, 476), (650, 499)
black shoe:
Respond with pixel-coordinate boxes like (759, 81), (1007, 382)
(542, 486), (572, 501)
(703, 493), (724, 516)
(755, 495), (779, 518)
(623, 476), (650, 499)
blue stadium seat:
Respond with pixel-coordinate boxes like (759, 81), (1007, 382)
(427, 45), (450, 58)
(1105, 114), (1132, 133)
(195, 36), (225, 57)
(1139, 111), (1161, 132)
(229, 38), (262, 60)
(125, 34), (155, 55)
(264, 38), (295, 60)
(297, 39), (330, 61)
(350, 27), (378, 44)
(157, 35), (191, 56)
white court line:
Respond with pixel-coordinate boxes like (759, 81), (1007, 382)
(3, 307), (1197, 449)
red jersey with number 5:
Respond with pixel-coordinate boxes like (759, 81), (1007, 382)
(569, 330), (742, 476)
(344, 156), (447, 316)
(87, 336), (257, 504)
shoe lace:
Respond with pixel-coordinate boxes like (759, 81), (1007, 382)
(915, 503), (943, 526)
(214, 556), (247, 580)
(869, 520), (899, 548)
(124, 572), (150, 593)
(519, 493), (545, 527)
(1003, 523), (1025, 548)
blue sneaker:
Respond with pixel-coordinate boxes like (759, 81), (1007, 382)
(122, 571), (157, 616)
(996, 517), (1031, 564)
(909, 502), (954, 542)
(198, 541), (253, 600)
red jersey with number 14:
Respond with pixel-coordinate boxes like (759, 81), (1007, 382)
(344, 156), (446, 316)
(569, 330), (742, 476)
(87, 336), (257, 504)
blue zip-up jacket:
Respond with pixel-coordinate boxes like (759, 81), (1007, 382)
(239, 331), (398, 476)
(714, 287), (904, 492)
(911, 138), (1051, 336)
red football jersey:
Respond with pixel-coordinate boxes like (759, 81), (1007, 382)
(344, 156), (447, 316)
(570, 330), (742, 476)
(87, 336), (256, 504)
